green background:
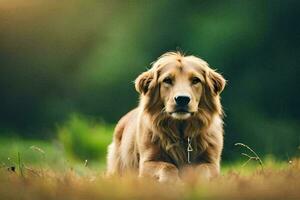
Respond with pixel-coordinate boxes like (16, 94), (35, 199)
(0, 0), (299, 163)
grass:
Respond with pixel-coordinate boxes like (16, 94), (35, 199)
(0, 114), (114, 173)
(0, 137), (299, 199)
(0, 137), (64, 168)
(0, 113), (299, 199)
(0, 158), (299, 199)
(57, 114), (114, 162)
(0, 137), (108, 173)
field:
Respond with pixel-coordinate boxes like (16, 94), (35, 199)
(0, 138), (300, 200)
(0, 1), (299, 199)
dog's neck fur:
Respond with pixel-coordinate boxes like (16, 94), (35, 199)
(146, 111), (213, 167)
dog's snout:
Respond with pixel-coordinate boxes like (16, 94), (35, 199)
(174, 95), (190, 106)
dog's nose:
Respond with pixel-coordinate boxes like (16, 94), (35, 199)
(174, 95), (190, 106)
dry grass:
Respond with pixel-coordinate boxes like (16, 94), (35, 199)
(1, 159), (300, 200)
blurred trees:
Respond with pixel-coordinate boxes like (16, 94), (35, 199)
(0, 0), (299, 160)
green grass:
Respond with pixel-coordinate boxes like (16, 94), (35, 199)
(0, 114), (114, 173)
(0, 136), (299, 199)
(0, 115), (298, 199)
(0, 136), (108, 172)
(0, 136), (291, 174)
(57, 114), (113, 163)
(221, 156), (289, 176)
(0, 137), (63, 167)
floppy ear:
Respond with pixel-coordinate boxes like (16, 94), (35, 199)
(135, 71), (153, 94)
(207, 70), (226, 95)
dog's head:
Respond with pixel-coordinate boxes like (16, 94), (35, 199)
(135, 52), (226, 120)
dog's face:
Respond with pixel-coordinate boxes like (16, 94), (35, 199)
(135, 52), (226, 120)
(158, 61), (204, 119)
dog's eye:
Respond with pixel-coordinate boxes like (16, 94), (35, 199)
(163, 77), (173, 85)
(191, 77), (201, 85)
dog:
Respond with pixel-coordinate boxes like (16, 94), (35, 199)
(106, 52), (226, 182)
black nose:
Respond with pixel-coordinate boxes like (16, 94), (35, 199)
(174, 96), (190, 106)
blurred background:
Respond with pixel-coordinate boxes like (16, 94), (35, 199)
(0, 0), (299, 168)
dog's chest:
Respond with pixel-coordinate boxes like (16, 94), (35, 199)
(160, 136), (204, 167)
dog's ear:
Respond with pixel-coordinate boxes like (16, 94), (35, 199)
(135, 71), (154, 94)
(207, 69), (226, 95)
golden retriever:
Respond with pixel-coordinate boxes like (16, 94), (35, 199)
(106, 52), (226, 182)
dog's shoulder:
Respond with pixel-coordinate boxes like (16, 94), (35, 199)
(113, 108), (139, 143)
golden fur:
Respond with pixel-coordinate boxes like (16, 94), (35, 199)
(107, 52), (226, 182)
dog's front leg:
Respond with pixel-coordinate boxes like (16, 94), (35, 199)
(181, 163), (220, 182)
(139, 161), (180, 183)
(137, 128), (181, 182)
(194, 163), (220, 179)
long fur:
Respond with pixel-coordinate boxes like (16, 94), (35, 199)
(107, 52), (226, 181)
